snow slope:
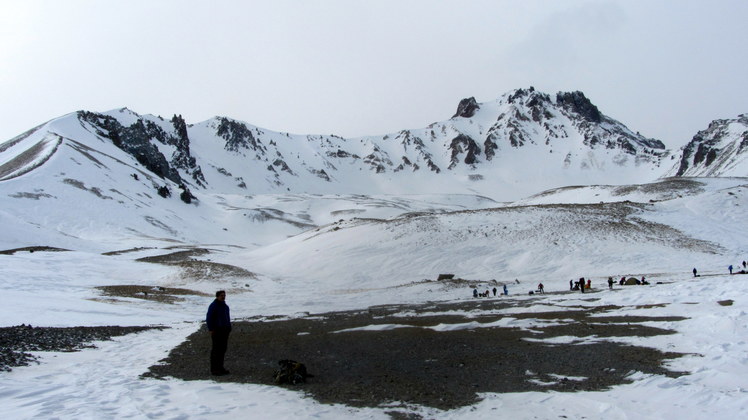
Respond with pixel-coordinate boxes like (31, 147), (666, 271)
(1, 177), (748, 419)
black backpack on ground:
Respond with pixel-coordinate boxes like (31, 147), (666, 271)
(273, 359), (313, 385)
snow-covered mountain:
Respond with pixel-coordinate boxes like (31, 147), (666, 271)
(3, 88), (748, 419)
(666, 114), (748, 177)
(1, 88), (676, 203)
(2, 86), (746, 253)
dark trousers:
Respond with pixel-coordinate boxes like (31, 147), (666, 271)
(210, 330), (230, 372)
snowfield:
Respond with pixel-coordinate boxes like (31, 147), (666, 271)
(1, 249), (748, 419)
(1, 177), (748, 419)
(1, 103), (748, 418)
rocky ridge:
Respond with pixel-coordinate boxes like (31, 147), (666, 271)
(65, 89), (672, 194)
(2, 88), (745, 202)
(668, 114), (748, 177)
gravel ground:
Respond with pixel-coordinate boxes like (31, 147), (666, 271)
(145, 297), (688, 411)
(95, 284), (211, 304)
(0, 324), (164, 372)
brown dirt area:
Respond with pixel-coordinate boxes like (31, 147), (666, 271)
(144, 298), (688, 411)
(95, 285), (211, 304)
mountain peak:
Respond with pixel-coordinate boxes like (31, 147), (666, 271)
(5, 87), (745, 203)
(555, 91), (602, 123)
(670, 113), (748, 177)
(452, 97), (480, 119)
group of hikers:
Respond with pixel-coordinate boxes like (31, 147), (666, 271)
(570, 277), (592, 292)
(473, 284), (509, 298)
(569, 276), (653, 293)
(472, 263), (747, 299)
(693, 261), (748, 277)
(725, 260), (748, 275)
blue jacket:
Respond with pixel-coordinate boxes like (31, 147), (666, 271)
(206, 300), (231, 331)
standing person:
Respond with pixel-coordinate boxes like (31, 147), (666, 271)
(492, 287), (497, 296)
(729, 265), (734, 274)
(569, 279), (573, 291)
(207, 290), (232, 376)
(503, 284), (508, 295)
(579, 277), (585, 293)
(608, 277), (614, 290)
(538, 283), (544, 294)
(693, 267), (698, 277)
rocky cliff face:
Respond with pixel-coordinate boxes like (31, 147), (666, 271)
(444, 87), (667, 172)
(78, 110), (205, 188)
(667, 114), (748, 177)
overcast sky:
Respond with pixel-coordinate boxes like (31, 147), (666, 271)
(1, 0), (746, 148)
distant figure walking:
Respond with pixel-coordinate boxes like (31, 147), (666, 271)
(729, 265), (734, 274)
(537, 283), (545, 294)
(492, 287), (497, 296)
(569, 279), (573, 290)
(693, 267), (698, 277)
(503, 284), (508, 295)
(579, 277), (585, 293)
(608, 277), (614, 290)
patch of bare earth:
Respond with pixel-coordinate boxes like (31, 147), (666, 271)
(145, 299), (688, 412)
(0, 246), (69, 255)
(95, 285), (210, 304)
(136, 248), (257, 282)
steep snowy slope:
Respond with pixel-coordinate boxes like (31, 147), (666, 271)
(0, 112), (497, 251)
(666, 114), (748, 177)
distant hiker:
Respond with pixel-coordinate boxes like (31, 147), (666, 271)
(473, 288), (478, 298)
(569, 279), (573, 290)
(206, 290), (231, 376)
(579, 277), (585, 293)
(608, 277), (614, 290)
(537, 283), (544, 294)
(729, 265), (734, 274)
(693, 267), (698, 277)
(586, 279), (591, 290)
(743, 261), (747, 269)
(503, 284), (508, 295)
(485, 289), (490, 297)
(619, 276), (625, 285)
(492, 287), (497, 296)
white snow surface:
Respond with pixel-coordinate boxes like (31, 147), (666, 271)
(1, 177), (748, 418)
(2, 110), (748, 418)
(2, 246), (748, 419)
